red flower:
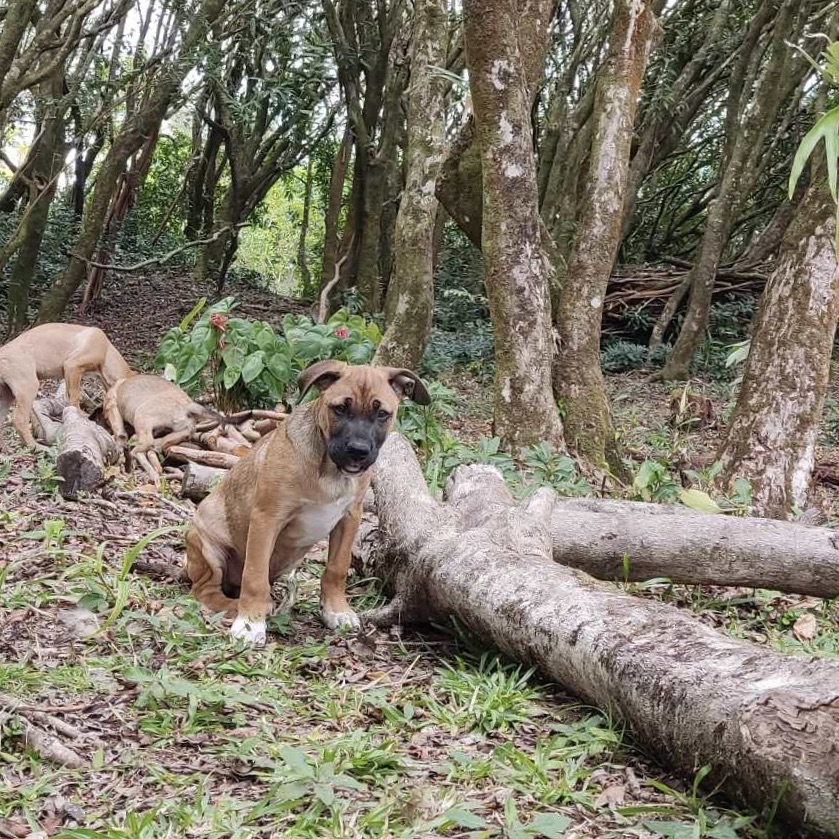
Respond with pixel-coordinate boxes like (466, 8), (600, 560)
(210, 313), (229, 331)
(333, 326), (350, 339)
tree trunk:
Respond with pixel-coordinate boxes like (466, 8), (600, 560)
(463, 0), (564, 451)
(548, 496), (839, 598)
(435, 119), (483, 247)
(376, 0), (448, 369)
(554, 0), (655, 469)
(319, 127), (352, 299)
(81, 126), (160, 311)
(35, 0), (225, 323)
(361, 434), (839, 838)
(716, 180), (839, 519)
(297, 158), (315, 297)
(5, 71), (66, 337)
(661, 0), (805, 380)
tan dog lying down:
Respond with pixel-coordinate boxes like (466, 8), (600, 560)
(0, 323), (131, 449)
(104, 373), (221, 482)
(185, 360), (430, 646)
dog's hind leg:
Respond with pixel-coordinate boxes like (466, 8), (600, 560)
(0, 384), (13, 448)
(186, 524), (239, 615)
(9, 376), (40, 449)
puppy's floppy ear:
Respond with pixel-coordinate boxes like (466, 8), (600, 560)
(386, 368), (431, 405)
(298, 360), (347, 403)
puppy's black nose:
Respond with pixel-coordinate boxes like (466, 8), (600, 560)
(345, 440), (372, 459)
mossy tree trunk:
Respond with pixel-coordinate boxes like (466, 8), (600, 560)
(376, 0), (448, 369)
(554, 0), (655, 470)
(717, 179), (839, 520)
(464, 0), (564, 451)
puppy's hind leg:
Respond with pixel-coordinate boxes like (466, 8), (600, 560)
(186, 524), (239, 616)
(0, 384), (13, 449)
(9, 376), (41, 450)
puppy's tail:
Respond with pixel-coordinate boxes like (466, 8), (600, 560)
(188, 402), (225, 424)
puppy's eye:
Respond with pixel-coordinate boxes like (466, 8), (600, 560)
(377, 409), (391, 421)
(332, 404), (347, 416)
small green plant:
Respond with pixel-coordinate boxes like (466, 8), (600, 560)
(155, 298), (381, 411)
(631, 459), (681, 503)
(520, 442), (592, 496)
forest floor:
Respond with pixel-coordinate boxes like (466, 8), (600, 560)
(2, 272), (838, 839)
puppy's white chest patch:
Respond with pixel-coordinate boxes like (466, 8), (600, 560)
(291, 495), (354, 547)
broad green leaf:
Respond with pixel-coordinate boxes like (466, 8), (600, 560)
(266, 352), (292, 383)
(178, 297), (206, 330)
(241, 351), (266, 384)
(528, 812), (571, 837)
(280, 746), (314, 778)
(314, 783), (336, 806)
(222, 345), (246, 371)
(678, 488), (724, 514)
(223, 364), (241, 389)
(163, 363), (177, 382)
(789, 107), (839, 200)
(442, 807), (487, 828)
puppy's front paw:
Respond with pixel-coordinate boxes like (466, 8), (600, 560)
(230, 616), (267, 646)
(321, 609), (361, 632)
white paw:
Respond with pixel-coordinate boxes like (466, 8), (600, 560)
(230, 616), (267, 646)
(322, 609), (362, 632)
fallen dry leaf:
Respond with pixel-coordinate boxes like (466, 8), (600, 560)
(793, 613), (818, 641)
(594, 784), (626, 808)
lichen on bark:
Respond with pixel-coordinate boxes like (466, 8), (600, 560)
(376, 0), (449, 369)
(463, 0), (563, 452)
(554, 0), (655, 471)
(717, 178), (839, 519)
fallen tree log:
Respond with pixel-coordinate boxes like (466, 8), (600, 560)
(57, 407), (119, 499)
(549, 497), (839, 598)
(32, 395), (119, 498)
(180, 462), (227, 502)
(362, 434), (839, 837)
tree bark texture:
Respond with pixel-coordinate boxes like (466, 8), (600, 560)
(717, 180), (839, 520)
(554, 0), (655, 469)
(35, 0), (226, 323)
(362, 434), (839, 838)
(56, 407), (119, 499)
(375, 0), (448, 369)
(463, 0), (563, 451)
(549, 496), (839, 599)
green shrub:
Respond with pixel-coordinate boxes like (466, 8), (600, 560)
(154, 297), (381, 412)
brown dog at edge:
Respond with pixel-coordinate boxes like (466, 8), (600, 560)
(185, 360), (430, 646)
(104, 373), (223, 482)
(0, 323), (132, 449)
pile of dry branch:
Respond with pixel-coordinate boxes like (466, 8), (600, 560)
(31, 386), (283, 500)
(161, 408), (284, 500)
(604, 261), (767, 327)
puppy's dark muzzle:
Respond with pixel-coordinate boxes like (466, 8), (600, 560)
(330, 440), (377, 475)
